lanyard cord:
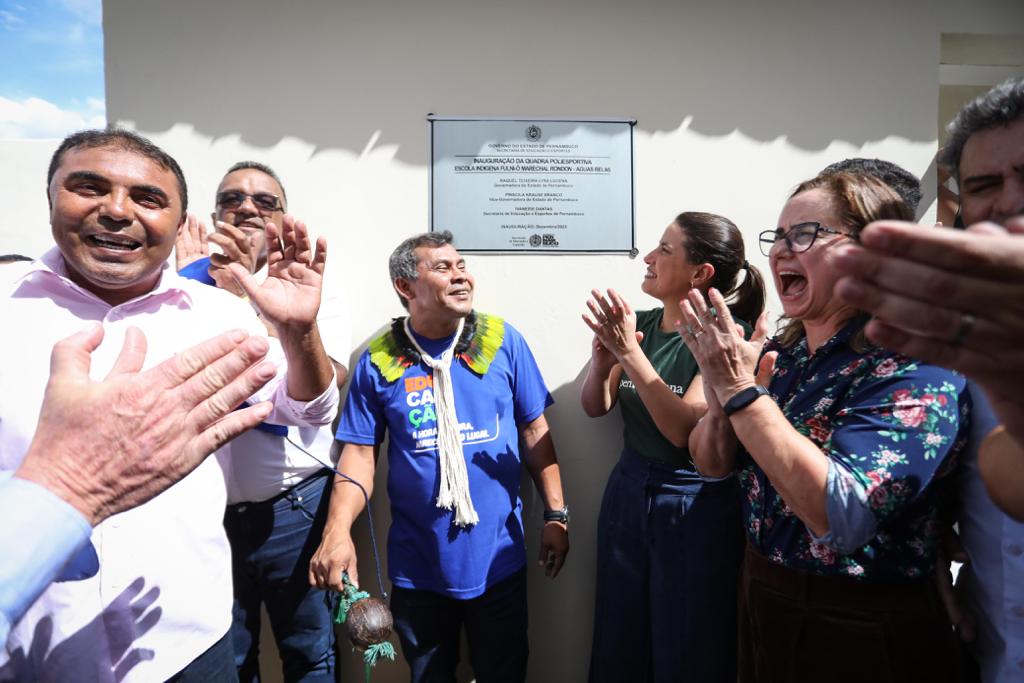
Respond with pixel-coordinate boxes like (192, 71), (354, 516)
(285, 435), (388, 600)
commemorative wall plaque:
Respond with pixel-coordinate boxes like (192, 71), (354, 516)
(428, 116), (636, 254)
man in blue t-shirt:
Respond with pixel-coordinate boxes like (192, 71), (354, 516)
(310, 230), (569, 681)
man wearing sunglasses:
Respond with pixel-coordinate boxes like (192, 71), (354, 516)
(176, 161), (351, 682)
(176, 161), (287, 289)
(0, 130), (339, 682)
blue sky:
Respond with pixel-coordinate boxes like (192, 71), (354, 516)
(0, 0), (105, 138)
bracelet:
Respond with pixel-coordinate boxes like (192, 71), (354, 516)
(722, 385), (769, 417)
(543, 506), (570, 524)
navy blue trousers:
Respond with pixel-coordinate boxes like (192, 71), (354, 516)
(224, 470), (337, 683)
(166, 631), (237, 682)
(589, 448), (743, 683)
(390, 568), (528, 683)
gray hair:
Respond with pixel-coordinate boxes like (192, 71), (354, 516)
(941, 77), (1024, 181)
(223, 160), (288, 209)
(388, 230), (454, 309)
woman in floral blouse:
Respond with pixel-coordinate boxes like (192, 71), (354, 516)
(680, 172), (970, 683)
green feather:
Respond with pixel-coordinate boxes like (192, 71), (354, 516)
(368, 313), (505, 381)
(460, 312), (504, 376)
(368, 327), (414, 383)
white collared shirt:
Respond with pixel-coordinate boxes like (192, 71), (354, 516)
(213, 263), (352, 504)
(958, 384), (1024, 683)
(0, 248), (338, 682)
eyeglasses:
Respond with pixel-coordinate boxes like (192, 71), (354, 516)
(216, 190), (284, 213)
(758, 222), (850, 257)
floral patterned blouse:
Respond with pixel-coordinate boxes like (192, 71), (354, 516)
(740, 317), (970, 580)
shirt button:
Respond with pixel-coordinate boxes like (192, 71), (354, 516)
(1009, 544), (1023, 556)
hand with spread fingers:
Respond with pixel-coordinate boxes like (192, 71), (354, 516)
(582, 288), (642, 360)
(833, 216), (1024, 442)
(228, 215), (327, 333)
(674, 288), (769, 404)
(15, 324), (276, 525)
(174, 213), (210, 272)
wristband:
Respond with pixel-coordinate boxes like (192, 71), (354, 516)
(543, 506), (570, 524)
(722, 385), (769, 417)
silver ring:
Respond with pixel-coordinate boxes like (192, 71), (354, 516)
(951, 313), (975, 346)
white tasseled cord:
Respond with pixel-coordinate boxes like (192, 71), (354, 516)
(403, 317), (479, 527)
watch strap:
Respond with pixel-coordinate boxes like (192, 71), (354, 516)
(543, 506), (569, 524)
(722, 385), (769, 417)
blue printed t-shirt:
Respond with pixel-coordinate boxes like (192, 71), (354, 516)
(337, 320), (552, 598)
(742, 317), (970, 580)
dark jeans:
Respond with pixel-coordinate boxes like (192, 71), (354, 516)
(589, 448), (744, 683)
(739, 543), (965, 683)
(166, 630), (238, 682)
(390, 568), (528, 683)
(224, 470), (337, 683)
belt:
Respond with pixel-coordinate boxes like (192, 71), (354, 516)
(228, 467), (332, 510)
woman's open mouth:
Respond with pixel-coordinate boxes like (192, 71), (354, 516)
(778, 271), (807, 297)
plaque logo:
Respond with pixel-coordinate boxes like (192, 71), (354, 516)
(525, 125), (542, 141)
(529, 234), (542, 247)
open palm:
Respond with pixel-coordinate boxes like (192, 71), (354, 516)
(229, 215), (327, 330)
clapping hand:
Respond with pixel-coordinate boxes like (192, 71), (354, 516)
(582, 288), (643, 361)
(174, 213), (209, 271)
(228, 215), (327, 333)
(675, 288), (770, 404)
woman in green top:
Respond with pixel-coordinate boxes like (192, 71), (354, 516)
(581, 212), (765, 683)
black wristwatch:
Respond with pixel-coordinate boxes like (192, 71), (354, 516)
(722, 385), (770, 417)
(543, 505), (570, 525)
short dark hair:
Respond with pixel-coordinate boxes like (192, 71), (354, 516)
(820, 158), (921, 214)
(389, 231), (455, 309)
(941, 77), (1024, 182)
(0, 254), (33, 264)
(47, 128), (189, 216)
(222, 160), (288, 209)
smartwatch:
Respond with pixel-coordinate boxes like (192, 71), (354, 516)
(722, 385), (769, 417)
(543, 506), (570, 525)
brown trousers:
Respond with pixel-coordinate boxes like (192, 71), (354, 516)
(738, 544), (966, 683)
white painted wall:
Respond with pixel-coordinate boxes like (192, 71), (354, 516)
(4, 1), (1024, 680)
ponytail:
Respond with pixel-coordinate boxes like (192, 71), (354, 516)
(675, 212), (764, 326)
(727, 260), (766, 326)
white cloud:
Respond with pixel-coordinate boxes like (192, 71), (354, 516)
(0, 8), (25, 30)
(0, 95), (105, 139)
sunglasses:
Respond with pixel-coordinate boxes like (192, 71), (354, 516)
(216, 190), (283, 213)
